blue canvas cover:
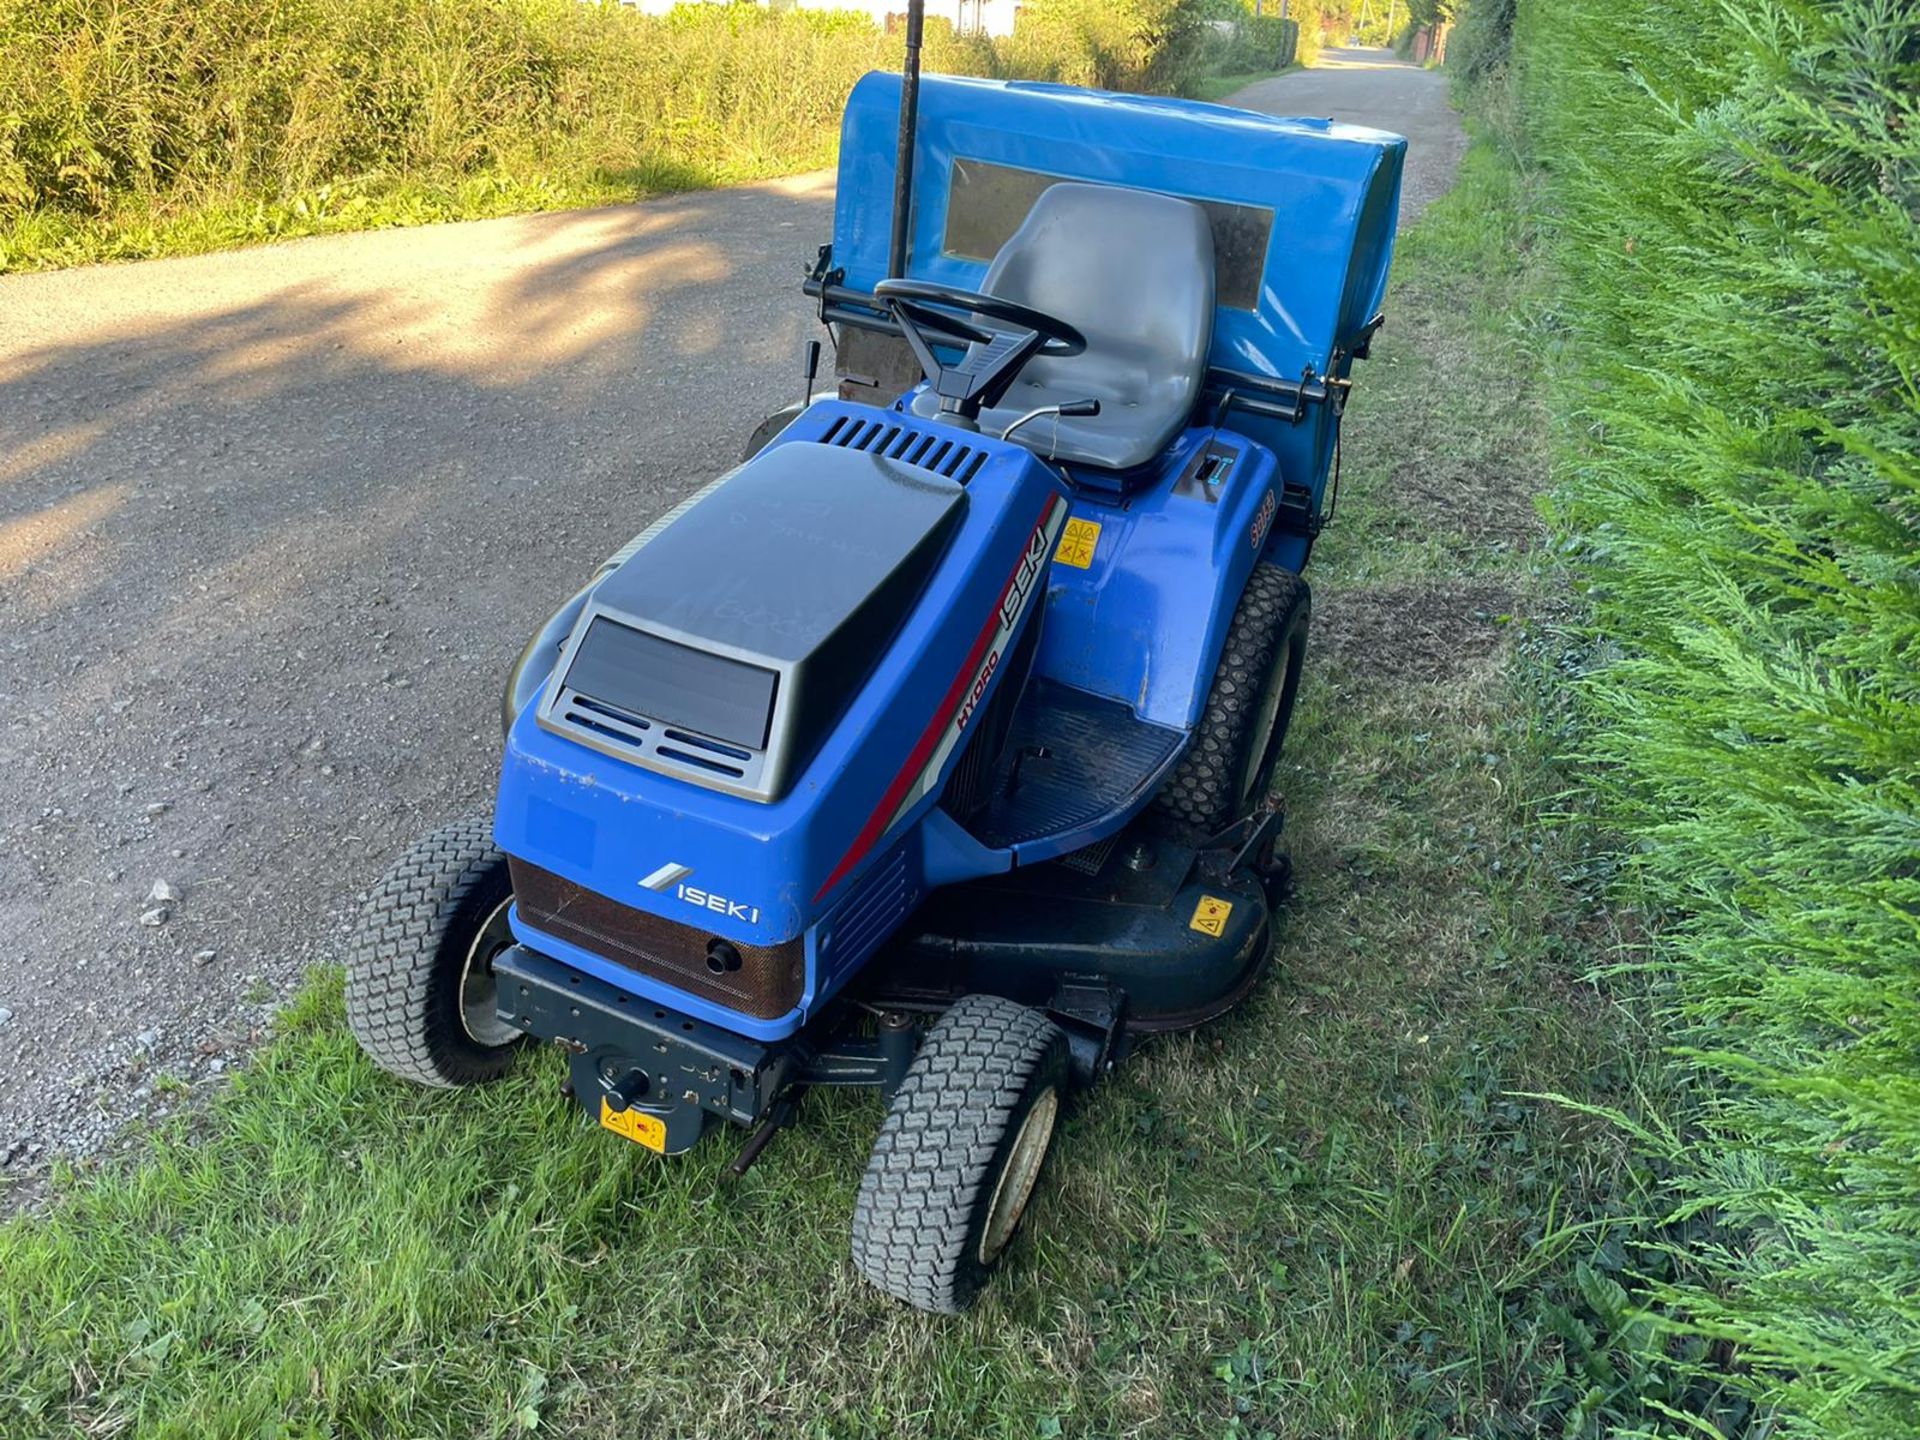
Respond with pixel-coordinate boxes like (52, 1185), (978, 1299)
(833, 71), (1406, 387)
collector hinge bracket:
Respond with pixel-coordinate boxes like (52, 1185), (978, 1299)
(807, 244), (845, 326)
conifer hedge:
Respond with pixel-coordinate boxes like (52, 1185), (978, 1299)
(1498, 0), (1920, 1433)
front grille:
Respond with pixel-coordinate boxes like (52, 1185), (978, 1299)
(819, 413), (989, 484)
(509, 860), (805, 1020)
(547, 685), (760, 789)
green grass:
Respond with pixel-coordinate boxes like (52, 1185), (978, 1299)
(0, 132), (1683, 1440)
(1191, 67), (1301, 103)
(0, 161), (713, 275)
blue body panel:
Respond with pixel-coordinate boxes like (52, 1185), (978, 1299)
(835, 72), (1406, 523)
(495, 403), (1288, 1038)
(1031, 429), (1280, 731)
(496, 403), (1066, 1039)
(490, 79), (1406, 1043)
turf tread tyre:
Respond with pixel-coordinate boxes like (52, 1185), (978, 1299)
(851, 995), (1069, 1313)
(1155, 563), (1310, 831)
(345, 814), (520, 1089)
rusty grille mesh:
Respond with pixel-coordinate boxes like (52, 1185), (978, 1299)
(508, 860), (805, 1020)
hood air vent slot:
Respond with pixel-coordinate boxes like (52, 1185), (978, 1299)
(820, 414), (988, 485)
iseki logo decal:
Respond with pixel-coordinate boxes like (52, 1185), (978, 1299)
(640, 862), (760, 924)
(998, 517), (1051, 628)
(674, 883), (760, 925)
(963, 516), (1052, 733)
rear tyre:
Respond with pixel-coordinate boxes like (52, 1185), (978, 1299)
(851, 995), (1070, 1313)
(1155, 564), (1310, 832)
(345, 813), (523, 1089)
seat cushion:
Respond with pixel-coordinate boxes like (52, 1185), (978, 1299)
(972, 183), (1216, 472)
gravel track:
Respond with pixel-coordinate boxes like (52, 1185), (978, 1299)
(0, 50), (1458, 1173)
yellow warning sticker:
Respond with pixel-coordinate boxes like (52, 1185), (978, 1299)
(1189, 895), (1234, 937)
(1054, 517), (1102, 569)
(599, 1095), (667, 1152)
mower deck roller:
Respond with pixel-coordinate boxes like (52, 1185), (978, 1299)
(344, 23), (1404, 1314)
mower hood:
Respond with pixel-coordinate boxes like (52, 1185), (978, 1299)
(539, 441), (967, 803)
(492, 403), (1070, 1036)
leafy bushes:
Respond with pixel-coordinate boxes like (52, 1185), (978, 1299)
(0, 0), (1229, 270)
(1480, 0), (1920, 1434)
(1234, 14), (1303, 70)
(997, 0), (1215, 94)
(1447, 0), (1515, 87)
(1181, 1), (1304, 79)
(0, 0), (906, 266)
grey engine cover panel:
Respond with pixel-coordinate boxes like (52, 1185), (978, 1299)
(539, 440), (967, 802)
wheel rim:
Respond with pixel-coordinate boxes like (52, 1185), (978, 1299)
(458, 897), (519, 1049)
(979, 1086), (1060, 1266)
(1236, 640), (1298, 807)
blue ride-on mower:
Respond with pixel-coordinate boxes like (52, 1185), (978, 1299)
(345, 10), (1405, 1313)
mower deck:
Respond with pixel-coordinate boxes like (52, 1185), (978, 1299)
(876, 824), (1282, 1030)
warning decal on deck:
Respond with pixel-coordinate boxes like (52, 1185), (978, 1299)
(599, 1096), (667, 1152)
(1054, 517), (1102, 569)
(1189, 895), (1234, 937)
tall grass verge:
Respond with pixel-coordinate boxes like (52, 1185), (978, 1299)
(0, 0), (885, 267)
(0, 0), (1250, 272)
(1463, 0), (1920, 1434)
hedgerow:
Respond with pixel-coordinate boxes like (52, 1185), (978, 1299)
(1479, 0), (1920, 1434)
(0, 0), (1258, 271)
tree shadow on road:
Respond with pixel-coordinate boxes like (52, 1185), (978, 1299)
(0, 177), (835, 1149)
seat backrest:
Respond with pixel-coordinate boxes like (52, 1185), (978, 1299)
(981, 183), (1216, 472)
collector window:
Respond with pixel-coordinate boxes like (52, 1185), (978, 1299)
(942, 158), (1273, 312)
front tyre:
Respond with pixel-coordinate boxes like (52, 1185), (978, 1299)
(851, 995), (1070, 1313)
(345, 813), (523, 1088)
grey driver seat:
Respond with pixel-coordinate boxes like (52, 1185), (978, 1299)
(932, 182), (1217, 473)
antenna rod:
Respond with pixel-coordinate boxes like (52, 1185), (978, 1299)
(888, 0), (926, 279)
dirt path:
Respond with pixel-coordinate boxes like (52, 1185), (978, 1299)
(1233, 47), (1465, 220)
(0, 53), (1459, 1171)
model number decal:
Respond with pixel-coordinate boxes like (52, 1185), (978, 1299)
(1250, 489), (1277, 551)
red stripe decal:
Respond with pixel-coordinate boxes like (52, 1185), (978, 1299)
(813, 497), (1060, 903)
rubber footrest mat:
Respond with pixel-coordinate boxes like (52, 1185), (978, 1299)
(971, 681), (1183, 848)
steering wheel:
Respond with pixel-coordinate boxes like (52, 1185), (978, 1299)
(874, 279), (1086, 425)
